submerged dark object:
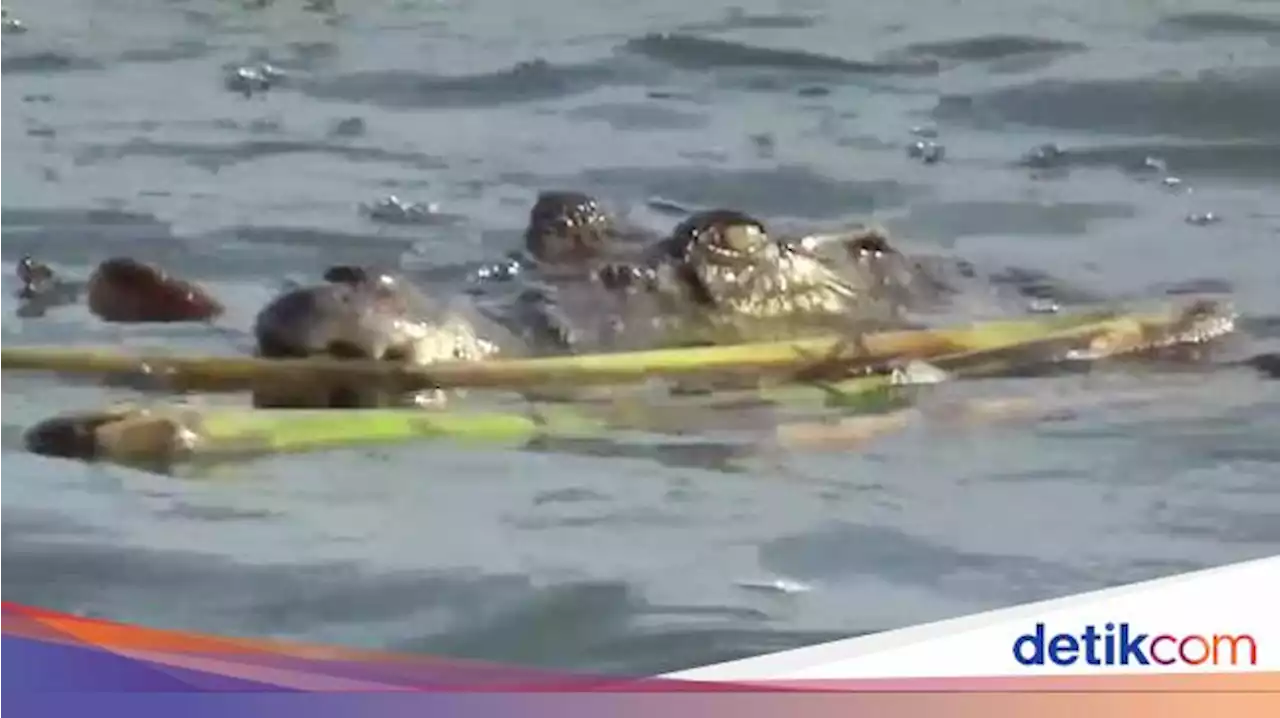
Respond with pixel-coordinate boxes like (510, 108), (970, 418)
(86, 258), (224, 323)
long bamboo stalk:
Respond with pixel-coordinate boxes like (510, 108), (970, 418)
(19, 299), (1236, 470)
(760, 298), (1234, 407)
(22, 403), (613, 470)
(770, 299), (1239, 448)
(0, 307), (1142, 394)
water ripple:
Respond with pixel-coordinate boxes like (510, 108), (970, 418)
(676, 10), (822, 34)
(1149, 12), (1280, 40)
(296, 59), (632, 109)
(2, 51), (102, 74)
(934, 67), (1280, 140)
(623, 33), (940, 76)
(889, 34), (1087, 64)
(759, 522), (1086, 604)
(73, 138), (448, 173)
(556, 165), (917, 221)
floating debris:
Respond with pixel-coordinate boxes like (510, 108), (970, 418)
(225, 63), (285, 98)
(734, 578), (812, 595)
(750, 133), (776, 158)
(908, 139), (945, 164)
(1161, 176), (1185, 190)
(910, 125), (939, 138)
(892, 360), (950, 386)
(0, 4), (23, 32)
(645, 196), (692, 216)
(1185, 211), (1221, 226)
(16, 256), (56, 299)
(1134, 156), (1168, 174)
(1019, 142), (1067, 169)
(2, 7), (25, 33)
(472, 257), (523, 282)
(329, 117), (366, 138)
(359, 195), (444, 224)
(1027, 298), (1061, 314)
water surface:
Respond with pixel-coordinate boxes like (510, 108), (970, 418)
(3, 0), (1279, 675)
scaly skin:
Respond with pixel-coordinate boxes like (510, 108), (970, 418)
(250, 267), (510, 408)
(523, 191), (632, 268)
(783, 225), (952, 313)
(576, 210), (920, 349)
(474, 191), (661, 353)
(487, 207), (966, 355)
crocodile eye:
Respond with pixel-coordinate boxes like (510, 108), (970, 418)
(845, 233), (898, 261)
(525, 191), (615, 264)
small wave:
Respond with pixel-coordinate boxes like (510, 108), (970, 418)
(1150, 277), (1236, 297)
(538, 164), (916, 222)
(1, 207), (165, 229)
(760, 522), (1088, 603)
(0, 208), (191, 278)
(116, 40), (213, 66)
(622, 33), (939, 76)
(523, 437), (758, 474)
(296, 59), (626, 109)
(564, 102), (707, 131)
(676, 10), (821, 34)
(209, 225), (415, 251)
(891, 34), (1086, 63)
(897, 200), (1136, 241)
(1149, 12), (1280, 40)
(72, 138), (447, 173)
(388, 579), (832, 674)
(932, 68), (1280, 140)
(1239, 315), (1280, 340)
(2, 51), (101, 75)
(1010, 141), (1280, 182)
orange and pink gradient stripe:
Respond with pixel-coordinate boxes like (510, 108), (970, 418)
(5, 602), (1277, 715)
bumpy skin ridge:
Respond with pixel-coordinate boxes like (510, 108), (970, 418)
(489, 203), (942, 353)
(524, 190), (625, 268)
(593, 209), (918, 346)
(251, 271), (504, 408)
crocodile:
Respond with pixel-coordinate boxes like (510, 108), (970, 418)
(12, 193), (1241, 410)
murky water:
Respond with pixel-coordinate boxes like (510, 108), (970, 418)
(3, 0), (1279, 675)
